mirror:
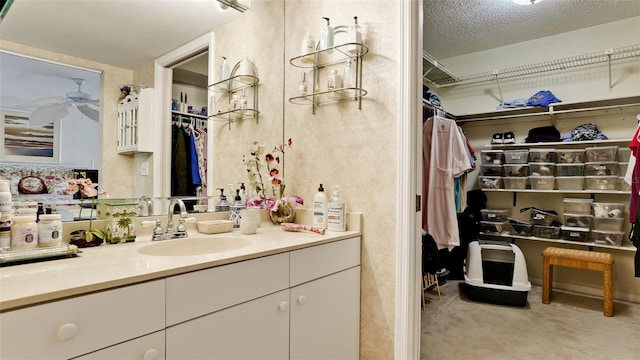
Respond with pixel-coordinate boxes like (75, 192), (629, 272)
(0, 0), (286, 221)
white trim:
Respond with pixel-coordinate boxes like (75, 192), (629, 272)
(152, 32), (215, 199)
(395, 0), (423, 359)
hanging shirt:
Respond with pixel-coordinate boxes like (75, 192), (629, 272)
(629, 124), (640, 222)
(423, 116), (473, 249)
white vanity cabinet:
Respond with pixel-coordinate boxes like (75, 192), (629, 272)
(165, 236), (361, 360)
(74, 331), (165, 360)
(0, 279), (165, 359)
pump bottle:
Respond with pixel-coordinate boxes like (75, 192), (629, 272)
(313, 184), (328, 229)
(301, 29), (315, 64)
(347, 16), (362, 53)
(215, 188), (230, 212)
(229, 189), (246, 229)
(319, 17), (334, 54)
(219, 56), (230, 82)
(327, 185), (346, 231)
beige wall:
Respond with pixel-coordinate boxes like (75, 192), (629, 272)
(0, 41), (136, 198)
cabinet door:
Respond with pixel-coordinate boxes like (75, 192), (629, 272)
(290, 266), (361, 360)
(73, 330), (165, 360)
(0, 279), (165, 360)
(166, 289), (290, 360)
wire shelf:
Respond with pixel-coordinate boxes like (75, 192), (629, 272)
(430, 44), (640, 87)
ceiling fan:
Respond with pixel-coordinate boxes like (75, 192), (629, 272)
(15, 78), (100, 126)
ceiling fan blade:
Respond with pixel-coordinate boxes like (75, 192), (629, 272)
(75, 99), (100, 105)
(76, 104), (100, 122)
(29, 104), (69, 126)
(14, 96), (65, 109)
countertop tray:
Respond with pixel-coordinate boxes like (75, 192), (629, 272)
(0, 245), (79, 266)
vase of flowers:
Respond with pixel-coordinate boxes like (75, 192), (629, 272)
(66, 171), (107, 247)
(244, 138), (303, 224)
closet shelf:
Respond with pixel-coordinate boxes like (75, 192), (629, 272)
(172, 111), (207, 120)
(430, 43), (640, 88)
(485, 139), (631, 149)
(480, 232), (636, 252)
(482, 189), (631, 195)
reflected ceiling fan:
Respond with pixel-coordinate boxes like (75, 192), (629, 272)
(15, 78), (99, 126)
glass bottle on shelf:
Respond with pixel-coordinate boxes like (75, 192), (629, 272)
(343, 59), (356, 98)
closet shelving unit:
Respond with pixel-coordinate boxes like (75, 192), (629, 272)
(289, 42), (368, 115)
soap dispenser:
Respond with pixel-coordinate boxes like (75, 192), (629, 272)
(347, 16), (362, 53)
(219, 56), (230, 82)
(327, 185), (346, 231)
(319, 17), (334, 54)
(229, 189), (246, 229)
(313, 184), (328, 229)
(215, 188), (230, 212)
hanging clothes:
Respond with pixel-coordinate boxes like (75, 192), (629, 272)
(188, 126), (202, 187)
(171, 124), (194, 196)
(629, 123), (640, 222)
(423, 115), (473, 249)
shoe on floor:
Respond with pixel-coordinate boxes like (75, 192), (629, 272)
(491, 133), (503, 145)
(503, 131), (516, 144)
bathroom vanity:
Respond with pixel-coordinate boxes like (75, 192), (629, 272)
(0, 221), (361, 359)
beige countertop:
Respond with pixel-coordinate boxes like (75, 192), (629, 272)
(0, 212), (361, 312)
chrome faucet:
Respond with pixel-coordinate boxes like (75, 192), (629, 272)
(138, 196), (153, 216)
(151, 198), (189, 241)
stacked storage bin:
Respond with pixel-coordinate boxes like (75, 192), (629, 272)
(479, 209), (511, 235)
(618, 148), (631, 192)
(528, 149), (556, 190)
(591, 202), (626, 246)
(560, 198), (592, 242)
(584, 146), (622, 191)
(556, 149), (585, 190)
(503, 149), (529, 189)
(479, 150), (504, 189)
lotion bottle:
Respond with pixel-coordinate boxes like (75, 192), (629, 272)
(327, 186), (346, 231)
(319, 17), (334, 53)
(215, 188), (230, 212)
(347, 16), (362, 53)
(219, 56), (230, 82)
(229, 189), (246, 229)
(313, 184), (328, 229)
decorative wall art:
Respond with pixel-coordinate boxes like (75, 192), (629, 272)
(0, 109), (59, 163)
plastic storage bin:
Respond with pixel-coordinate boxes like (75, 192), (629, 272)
(560, 226), (590, 242)
(556, 176), (584, 190)
(556, 149), (585, 163)
(621, 177), (631, 192)
(532, 225), (561, 239)
(556, 163), (584, 177)
(563, 213), (593, 228)
(479, 176), (503, 189)
(619, 162), (628, 175)
(480, 150), (504, 165)
(464, 240), (531, 307)
(481, 164), (504, 177)
(529, 176), (555, 190)
(529, 163), (555, 176)
(563, 198), (593, 214)
(618, 148), (631, 162)
(508, 218), (533, 236)
(503, 177), (528, 190)
(503, 164), (529, 177)
(590, 230), (625, 246)
(504, 150), (529, 164)
(592, 217), (624, 232)
(585, 176), (620, 191)
(481, 209), (511, 221)
(480, 221), (511, 235)
(592, 202), (625, 218)
(585, 162), (618, 176)
(529, 148), (556, 163)
(586, 146), (617, 162)
(524, 207), (558, 226)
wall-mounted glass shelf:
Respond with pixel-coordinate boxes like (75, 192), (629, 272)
(290, 42), (369, 69)
(209, 108), (259, 122)
(289, 88), (368, 105)
(209, 74), (259, 93)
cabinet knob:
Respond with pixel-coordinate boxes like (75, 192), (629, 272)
(297, 295), (307, 305)
(278, 301), (289, 312)
(142, 348), (159, 360)
(56, 323), (78, 341)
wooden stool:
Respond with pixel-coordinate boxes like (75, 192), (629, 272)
(542, 247), (614, 317)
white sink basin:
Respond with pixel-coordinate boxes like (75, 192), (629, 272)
(138, 237), (250, 256)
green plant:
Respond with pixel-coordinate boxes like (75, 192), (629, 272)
(66, 171), (106, 243)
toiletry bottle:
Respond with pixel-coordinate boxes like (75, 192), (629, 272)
(239, 89), (248, 109)
(298, 72), (308, 96)
(319, 17), (334, 53)
(343, 58), (356, 98)
(229, 189), (246, 229)
(348, 16), (362, 53)
(215, 188), (230, 212)
(327, 185), (346, 231)
(301, 29), (315, 64)
(313, 184), (328, 229)
(0, 179), (12, 251)
(239, 183), (247, 204)
(219, 56), (230, 82)
(328, 70), (342, 99)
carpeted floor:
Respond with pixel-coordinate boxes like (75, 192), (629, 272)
(421, 280), (640, 360)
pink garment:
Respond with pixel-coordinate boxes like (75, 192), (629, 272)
(629, 125), (640, 222)
(422, 116), (473, 249)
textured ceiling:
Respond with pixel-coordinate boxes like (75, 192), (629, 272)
(424, 0), (640, 60)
